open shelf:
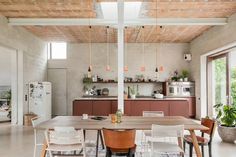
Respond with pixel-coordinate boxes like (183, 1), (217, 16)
(91, 81), (165, 84)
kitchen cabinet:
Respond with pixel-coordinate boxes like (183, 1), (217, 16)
(169, 100), (189, 117)
(111, 101), (118, 114)
(73, 100), (93, 116)
(73, 98), (196, 118)
(150, 101), (169, 116)
(93, 100), (112, 116)
(130, 101), (150, 116)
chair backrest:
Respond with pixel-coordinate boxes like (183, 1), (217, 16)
(102, 128), (136, 149)
(143, 111), (164, 117)
(201, 118), (216, 136)
(31, 117), (44, 128)
(151, 124), (184, 138)
(45, 127), (84, 145)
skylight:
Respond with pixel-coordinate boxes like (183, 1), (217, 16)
(100, 2), (142, 20)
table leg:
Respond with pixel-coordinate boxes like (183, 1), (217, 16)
(40, 141), (47, 157)
(96, 130), (100, 157)
(189, 130), (202, 157)
(99, 130), (105, 149)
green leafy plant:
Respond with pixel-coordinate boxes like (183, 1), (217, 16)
(214, 103), (236, 127)
(129, 86), (136, 95)
(82, 76), (93, 92)
(182, 70), (189, 78)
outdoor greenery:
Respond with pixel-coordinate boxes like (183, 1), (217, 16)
(214, 58), (226, 104)
(231, 68), (236, 106)
(214, 58), (236, 106)
(214, 103), (236, 127)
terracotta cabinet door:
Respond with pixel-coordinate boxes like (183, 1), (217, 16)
(150, 101), (169, 116)
(111, 101), (118, 114)
(92, 100), (112, 116)
(73, 100), (93, 116)
(124, 101), (132, 116)
(131, 101), (150, 116)
(169, 100), (189, 118)
(187, 97), (196, 118)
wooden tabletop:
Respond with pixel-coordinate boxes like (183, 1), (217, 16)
(36, 116), (208, 131)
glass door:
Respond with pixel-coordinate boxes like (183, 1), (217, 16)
(209, 55), (228, 117)
(230, 49), (236, 106)
(208, 48), (236, 117)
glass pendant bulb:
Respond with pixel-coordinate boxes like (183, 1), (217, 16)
(140, 66), (145, 72)
(106, 65), (111, 71)
(88, 65), (92, 72)
(124, 66), (128, 72)
(159, 66), (164, 72)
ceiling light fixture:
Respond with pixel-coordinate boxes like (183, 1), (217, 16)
(140, 26), (145, 72)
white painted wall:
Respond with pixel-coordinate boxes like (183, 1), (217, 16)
(190, 13), (236, 119)
(0, 15), (48, 124)
(0, 49), (11, 86)
(49, 43), (190, 115)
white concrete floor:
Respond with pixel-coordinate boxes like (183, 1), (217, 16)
(0, 122), (235, 157)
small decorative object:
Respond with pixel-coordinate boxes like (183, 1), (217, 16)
(130, 86), (136, 99)
(182, 69), (189, 82)
(214, 103), (236, 143)
(111, 114), (117, 123)
(171, 70), (179, 81)
(124, 91), (128, 99)
(82, 114), (88, 120)
(116, 109), (122, 123)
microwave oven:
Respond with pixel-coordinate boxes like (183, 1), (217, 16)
(167, 82), (195, 97)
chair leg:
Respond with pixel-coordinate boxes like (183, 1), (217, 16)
(183, 141), (186, 152)
(201, 145), (204, 157)
(208, 143), (212, 157)
(33, 145), (36, 157)
(189, 144), (193, 157)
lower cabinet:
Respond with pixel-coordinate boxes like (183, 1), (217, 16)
(73, 100), (93, 116)
(150, 101), (169, 116)
(73, 98), (195, 118)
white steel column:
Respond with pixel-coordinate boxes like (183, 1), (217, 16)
(117, 0), (124, 112)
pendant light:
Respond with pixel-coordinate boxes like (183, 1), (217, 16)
(124, 27), (128, 72)
(140, 26), (145, 72)
(88, 25), (92, 73)
(159, 26), (164, 72)
(106, 26), (111, 71)
(155, 0), (158, 73)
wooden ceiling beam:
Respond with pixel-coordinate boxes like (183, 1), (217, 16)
(8, 17), (228, 26)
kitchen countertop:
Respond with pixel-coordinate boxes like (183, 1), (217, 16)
(74, 96), (189, 101)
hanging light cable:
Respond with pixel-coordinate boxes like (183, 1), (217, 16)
(124, 27), (128, 72)
(106, 26), (111, 71)
(159, 26), (164, 72)
(141, 26), (145, 72)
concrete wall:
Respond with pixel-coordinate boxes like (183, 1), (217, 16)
(49, 43), (190, 115)
(0, 15), (48, 120)
(0, 49), (11, 86)
(190, 13), (236, 119)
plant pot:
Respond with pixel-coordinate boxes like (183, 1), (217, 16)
(179, 78), (183, 82)
(218, 124), (236, 143)
(130, 94), (136, 99)
(184, 77), (188, 82)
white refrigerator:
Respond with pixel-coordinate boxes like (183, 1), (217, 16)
(28, 82), (52, 121)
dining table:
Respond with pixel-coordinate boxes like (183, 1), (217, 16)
(37, 116), (208, 157)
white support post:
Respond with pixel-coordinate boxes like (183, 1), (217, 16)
(117, 0), (124, 113)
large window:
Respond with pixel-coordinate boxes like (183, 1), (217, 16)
(48, 42), (67, 59)
(208, 48), (236, 117)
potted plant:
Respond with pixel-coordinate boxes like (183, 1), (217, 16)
(82, 75), (93, 93)
(182, 70), (189, 82)
(129, 86), (136, 99)
(214, 103), (236, 143)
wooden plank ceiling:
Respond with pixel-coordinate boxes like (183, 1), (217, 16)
(1, 0), (236, 43)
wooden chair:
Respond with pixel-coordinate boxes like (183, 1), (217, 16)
(31, 116), (45, 157)
(183, 118), (216, 157)
(45, 127), (86, 157)
(142, 111), (164, 117)
(102, 128), (136, 157)
(142, 111), (164, 139)
(146, 124), (185, 157)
